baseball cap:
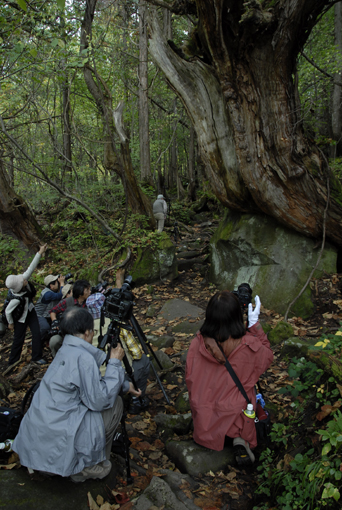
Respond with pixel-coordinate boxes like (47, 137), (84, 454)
(62, 283), (72, 298)
(44, 275), (59, 286)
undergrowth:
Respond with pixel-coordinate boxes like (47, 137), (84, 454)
(254, 330), (342, 509)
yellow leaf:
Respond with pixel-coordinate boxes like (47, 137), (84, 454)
(87, 492), (100, 510)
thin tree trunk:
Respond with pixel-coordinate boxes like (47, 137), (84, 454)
(332, 2), (342, 156)
(187, 124), (196, 201)
(139, 0), (152, 184)
(169, 97), (178, 188)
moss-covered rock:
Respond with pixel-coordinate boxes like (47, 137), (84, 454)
(154, 412), (192, 436)
(268, 321), (294, 346)
(131, 237), (177, 284)
(281, 337), (311, 358)
(260, 321), (272, 335)
(175, 390), (191, 413)
(209, 210), (337, 319)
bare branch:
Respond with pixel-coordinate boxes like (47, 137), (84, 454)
(0, 115), (122, 242)
(300, 51), (342, 88)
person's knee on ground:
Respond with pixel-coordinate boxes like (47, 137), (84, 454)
(49, 334), (63, 357)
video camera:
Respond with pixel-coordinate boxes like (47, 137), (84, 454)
(233, 283), (252, 310)
(102, 276), (135, 323)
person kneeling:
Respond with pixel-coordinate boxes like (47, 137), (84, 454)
(185, 291), (273, 467)
(13, 307), (141, 482)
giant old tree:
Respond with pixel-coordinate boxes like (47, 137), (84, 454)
(148, 0), (342, 247)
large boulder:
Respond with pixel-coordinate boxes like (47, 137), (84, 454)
(166, 440), (235, 477)
(209, 211), (337, 318)
(131, 237), (177, 284)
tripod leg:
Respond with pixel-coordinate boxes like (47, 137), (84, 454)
(130, 315), (170, 405)
(131, 315), (163, 369)
(120, 414), (133, 484)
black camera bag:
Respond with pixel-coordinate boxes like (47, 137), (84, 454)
(0, 406), (23, 442)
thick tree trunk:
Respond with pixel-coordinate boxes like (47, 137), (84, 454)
(148, 0), (342, 247)
(0, 159), (43, 254)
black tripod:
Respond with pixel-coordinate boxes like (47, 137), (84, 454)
(171, 221), (182, 243)
(98, 314), (170, 483)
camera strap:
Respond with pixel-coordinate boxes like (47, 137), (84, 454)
(216, 341), (251, 405)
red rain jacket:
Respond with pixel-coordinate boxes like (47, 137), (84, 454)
(185, 323), (273, 451)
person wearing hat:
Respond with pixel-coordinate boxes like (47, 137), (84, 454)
(153, 194), (168, 232)
(35, 274), (66, 341)
(5, 244), (48, 366)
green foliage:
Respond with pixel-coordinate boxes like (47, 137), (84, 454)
(278, 357), (323, 400)
(0, 234), (26, 277)
(254, 327), (342, 509)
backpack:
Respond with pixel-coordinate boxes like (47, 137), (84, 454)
(1, 291), (26, 326)
(1, 282), (37, 326)
(0, 406), (23, 442)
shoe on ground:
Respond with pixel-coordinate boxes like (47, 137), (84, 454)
(128, 396), (150, 415)
(34, 359), (47, 365)
(70, 461), (112, 483)
(233, 437), (255, 467)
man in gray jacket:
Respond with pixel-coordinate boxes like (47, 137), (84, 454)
(13, 307), (141, 482)
(153, 194), (168, 232)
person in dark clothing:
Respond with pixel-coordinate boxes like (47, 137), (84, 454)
(49, 279), (91, 356)
(35, 274), (66, 341)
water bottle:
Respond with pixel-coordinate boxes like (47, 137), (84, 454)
(244, 403), (256, 419)
(256, 393), (265, 408)
(0, 439), (14, 452)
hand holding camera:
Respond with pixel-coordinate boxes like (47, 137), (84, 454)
(248, 295), (261, 328)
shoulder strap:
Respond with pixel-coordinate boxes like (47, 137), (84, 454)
(216, 341), (251, 405)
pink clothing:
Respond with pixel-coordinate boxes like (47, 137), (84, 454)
(185, 323), (273, 451)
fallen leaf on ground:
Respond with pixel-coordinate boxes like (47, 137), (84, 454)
(87, 492), (100, 510)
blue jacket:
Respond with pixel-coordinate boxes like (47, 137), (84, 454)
(13, 334), (128, 476)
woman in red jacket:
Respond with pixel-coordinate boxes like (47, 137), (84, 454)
(185, 291), (273, 466)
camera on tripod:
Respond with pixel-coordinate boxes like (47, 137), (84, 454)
(102, 276), (135, 323)
(91, 281), (109, 294)
(233, 283), (253, 310)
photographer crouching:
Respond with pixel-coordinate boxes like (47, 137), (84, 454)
(13, 307), (141, 482)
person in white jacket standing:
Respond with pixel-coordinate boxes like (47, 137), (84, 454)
(5, 244), (48, 366)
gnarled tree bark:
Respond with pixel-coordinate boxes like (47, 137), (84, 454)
(148, 0), (342, 246)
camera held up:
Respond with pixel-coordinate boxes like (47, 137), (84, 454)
(233, 283), (253, 310)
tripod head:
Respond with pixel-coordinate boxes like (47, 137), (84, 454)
(102, 276), (135, 324)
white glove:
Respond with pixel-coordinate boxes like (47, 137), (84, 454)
(248, 295), (261, 328)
